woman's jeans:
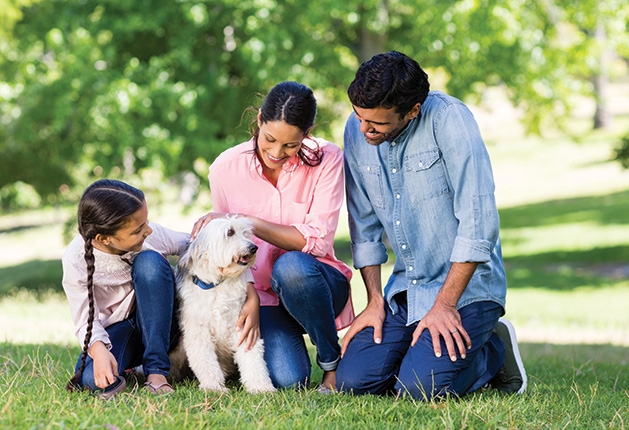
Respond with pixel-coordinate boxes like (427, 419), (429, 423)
(337, 293), (505, 400)
(260, 251), (350, 389)
(75, 251), (179, 390)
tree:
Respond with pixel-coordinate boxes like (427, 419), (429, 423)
(2, 0), (628, 204)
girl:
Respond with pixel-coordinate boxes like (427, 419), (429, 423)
(192, 81), (354, 392)
(62, 179), (188, 397)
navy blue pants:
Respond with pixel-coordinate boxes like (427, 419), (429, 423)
(337, 294), (505, 400)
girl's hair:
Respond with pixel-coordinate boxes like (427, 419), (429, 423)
(66, 179), (145, 391)
(250, 81), (323, 167)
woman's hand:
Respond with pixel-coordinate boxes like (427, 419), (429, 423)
(190, 212), (229, 241)
(236, 282), (261, 351)
(90, 341), (119, 389)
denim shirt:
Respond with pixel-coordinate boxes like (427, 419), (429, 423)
(344, 91), (506, 325)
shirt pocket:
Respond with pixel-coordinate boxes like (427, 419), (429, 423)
(403, 149), (450, 202)
(358, 163), (385, 210)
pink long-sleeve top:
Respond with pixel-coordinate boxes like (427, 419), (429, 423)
(208, 137), (354, 329)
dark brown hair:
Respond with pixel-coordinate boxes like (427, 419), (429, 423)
(348, 51), (430, 116)
(251, 81), (323, 167)
(66, 179), (145, 391)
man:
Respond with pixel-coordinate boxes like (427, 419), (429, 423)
(336, 51), (526, 400)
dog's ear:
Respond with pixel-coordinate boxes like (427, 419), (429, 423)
(177, 239), (198, 275)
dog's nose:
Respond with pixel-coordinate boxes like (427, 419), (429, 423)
(249, 244), (258, 254)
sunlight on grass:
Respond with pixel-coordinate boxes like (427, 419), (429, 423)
(506, 285), (629, 346)
(0, 291), (75, 345)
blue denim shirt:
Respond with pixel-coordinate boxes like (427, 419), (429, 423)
(344, 91), (506, 325)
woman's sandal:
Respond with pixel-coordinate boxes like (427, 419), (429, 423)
(93, 375), (127, 400)
(143, 381), (175, 395)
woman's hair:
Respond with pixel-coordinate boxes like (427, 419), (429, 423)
(66, 179), (145, 391)
(250, 81), (323, 166)
(348, 51), (430, 116)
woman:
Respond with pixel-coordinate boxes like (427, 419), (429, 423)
(192, 81), (353, 392)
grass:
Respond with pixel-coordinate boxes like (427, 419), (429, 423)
(0, 342), (627, 428)
(2, 87), (629, 428)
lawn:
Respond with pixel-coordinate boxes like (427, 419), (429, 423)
(1, 86), (629, 428)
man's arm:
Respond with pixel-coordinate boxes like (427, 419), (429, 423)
(341, 265), (385, 355)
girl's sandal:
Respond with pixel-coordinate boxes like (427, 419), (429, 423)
(143, 381), (175, 395)
(94, 375), (127, 400)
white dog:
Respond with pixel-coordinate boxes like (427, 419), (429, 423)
(170, 216), (275, 393)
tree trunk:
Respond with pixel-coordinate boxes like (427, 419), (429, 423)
(354, 1), (389, 64)
(592, 17), (611, 130)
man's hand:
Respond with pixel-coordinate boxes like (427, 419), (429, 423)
(341, 298), (385, 356)
(411, 300), (471, 362)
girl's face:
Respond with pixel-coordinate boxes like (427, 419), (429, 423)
(94, 203), (153, 255)
(256, 118), (304, 172)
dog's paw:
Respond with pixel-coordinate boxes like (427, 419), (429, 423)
(246, 384), (276, 394)
(199, 382), (229, 393)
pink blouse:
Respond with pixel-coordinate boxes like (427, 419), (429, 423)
(209, 137), (354, 329)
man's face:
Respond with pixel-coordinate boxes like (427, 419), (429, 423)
(352, 104), (420, 146)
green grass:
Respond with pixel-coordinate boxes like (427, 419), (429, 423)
(1, 342), (627, 429)
(2, 95), (629, 428)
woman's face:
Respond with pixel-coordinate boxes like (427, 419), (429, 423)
(256, 119), (304, 170)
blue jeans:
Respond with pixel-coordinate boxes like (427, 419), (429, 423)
(336, 293), (505, 400)
(75, 251), (179, 390)
(261, 251), (350, 388)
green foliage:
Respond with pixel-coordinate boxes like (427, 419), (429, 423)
(1, 0), (629, 202)
(612, 132), (629, 168)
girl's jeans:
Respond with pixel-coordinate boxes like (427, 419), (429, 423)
(260, 251), (350, 388)
(75, 251), (179, 390)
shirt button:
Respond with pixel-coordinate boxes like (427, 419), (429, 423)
(367, 167), (371, 171)
(392, 168), (397, 173)
(418, 162), (423, 167)
(401, 244), (407, 249)
(392, 142), (396, 146)
(396, 194), (400, 199)
(396, 220), (400, 225)
(412, 280), (417, 284)
(409, 266), (413, 271)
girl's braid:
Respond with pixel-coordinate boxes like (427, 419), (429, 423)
(66, 236), (97, 391)
(65, 179), (145, 391)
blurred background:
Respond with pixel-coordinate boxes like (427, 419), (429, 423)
(1, 0), (629, 346)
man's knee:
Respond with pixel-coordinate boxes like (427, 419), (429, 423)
(395, 370), (453, 401)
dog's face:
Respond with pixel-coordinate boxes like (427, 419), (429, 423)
(180, 216), (257, 281)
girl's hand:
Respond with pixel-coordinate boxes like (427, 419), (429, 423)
(236, 282), (261, 351)
(90, 341), (119, 389)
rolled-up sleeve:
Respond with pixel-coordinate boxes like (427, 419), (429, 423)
(433, 102), (500, 263)
(344, 115), (389, 269)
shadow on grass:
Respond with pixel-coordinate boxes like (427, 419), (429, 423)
(499, 190), (629, 229)
(504, 245), (629, 291)
(0, 259), (63, 299)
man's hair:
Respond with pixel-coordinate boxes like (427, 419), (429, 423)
(348, 51), (430, 115)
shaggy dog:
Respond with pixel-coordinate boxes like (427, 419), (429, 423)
(170, 216), (275, 393)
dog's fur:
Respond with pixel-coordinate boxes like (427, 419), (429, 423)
(169, 216), (275, 393)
